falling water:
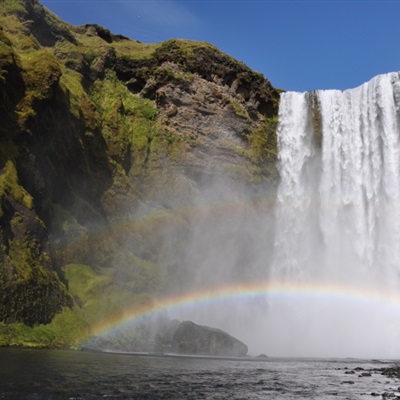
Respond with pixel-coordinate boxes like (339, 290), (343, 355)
(269, 72), (400, 358)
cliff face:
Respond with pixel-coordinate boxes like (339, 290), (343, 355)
(0, 0), (280, 347)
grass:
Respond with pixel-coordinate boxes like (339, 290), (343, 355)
(156, 39), (219, 58)
(113, 41), (160, 60)
(90, 69), (159, 167)
(17, 49), (62, 120)
(0, 264), (151, 348)
(230, 98), (251, 121)
(0, 0), (27, 18)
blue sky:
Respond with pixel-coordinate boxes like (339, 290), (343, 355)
(40, 0), (400, 92)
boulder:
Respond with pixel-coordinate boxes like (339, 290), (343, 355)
(172, 321), (248, 357)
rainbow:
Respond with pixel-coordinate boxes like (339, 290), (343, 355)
(81, 279), (400, 342)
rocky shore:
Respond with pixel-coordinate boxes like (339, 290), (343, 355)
(339, 365), (400, 398)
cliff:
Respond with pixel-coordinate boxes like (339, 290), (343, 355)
(0, 0), (280, 348)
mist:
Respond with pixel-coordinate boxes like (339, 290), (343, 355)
(99, 72), (400, 359)
(156, 175), (275, 355)
(151, 72), (400, 359)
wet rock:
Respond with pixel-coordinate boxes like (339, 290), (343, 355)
(172, 321), (248, 357)
(360, 372), (372, 377)
(381, 367), (400, 378)
(382, 392), (396, 398)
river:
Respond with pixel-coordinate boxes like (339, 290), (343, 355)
(0, 348), (399, 399)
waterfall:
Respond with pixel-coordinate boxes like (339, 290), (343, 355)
(269, 72), (400, 358)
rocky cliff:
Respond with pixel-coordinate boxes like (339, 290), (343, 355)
(0, 0), (280, 348)
(172, 321), (248, 357)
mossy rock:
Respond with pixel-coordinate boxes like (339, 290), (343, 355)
(0, 0), (281, 348)
(249, 117), (279, 184)
(0, 160), (33, 215)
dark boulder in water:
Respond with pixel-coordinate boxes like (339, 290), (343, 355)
(172, 321), (248, 357)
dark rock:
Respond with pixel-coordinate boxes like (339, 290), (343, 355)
(83, 24), (113, 43)
(172, 321), (248, 357)
(381, 367), (400, 378)
(18, 0), (77, 46)
(382, 392), (396, 398)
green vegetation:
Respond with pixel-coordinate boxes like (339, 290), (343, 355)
(230, 98), (251, 121)
(63, 264), (140, 326)
(0, 307), (86, 348)
(0, 0), (27, 19)
(155, 38), (226, 65)
(0, 264), (149, 348)
(0, 160), (33, 215)
(113, 41), (159, 61)
(18, 49), (62, 120)
(91, 69), (159, 165)
(249, 116), (279, 183)
(0, 0), (280, 349)
(0, 40), (14, 83)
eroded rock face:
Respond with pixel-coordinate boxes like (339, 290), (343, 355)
(0, 0), (280, 343)
(172, 321), (248, 357)
(114, 40), (281, 186)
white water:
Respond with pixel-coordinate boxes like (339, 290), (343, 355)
(268, 72), (400, 358)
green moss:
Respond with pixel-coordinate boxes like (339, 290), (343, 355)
(0, 263), (155, 348)
(0, 39), (14, 69)
(113, 41), (159, 61)
(0, 306), (87, 348)
(58, 67), (98, 132)
(0, 159), (33, 212)
(154, 64), (194, 85)
(64, 264), (113, 303)
(0, 12), (39, 51)
(21, 50), (62, 92)
(90, 69), (159, 168)
(64, 264), (153, 325)
(18, 49), (62, 120)
(0, 0), (27, 18)
(156, 39), (218, 59)
(53, 35), (100, 69)
(229, 98), (251, 121)
(59, 69), (85, 119)
(249, 116), (279, 183)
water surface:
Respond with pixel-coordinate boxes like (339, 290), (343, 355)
(0, 348), (399, 399)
